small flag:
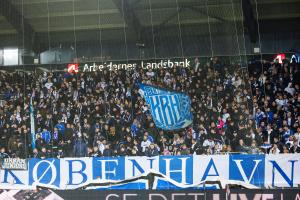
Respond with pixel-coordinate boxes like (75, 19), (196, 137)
(30, 96), (36, 149)
(139, 84), (193, 130)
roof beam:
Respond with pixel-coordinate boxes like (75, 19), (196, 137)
(112, 0), (144, 42)
(36, 24), (126, 32)
(0, 0), (35, 47)
(184, 6), (227, 22)
(26, 9), (120, 19)
(11, 0), (81, 5)
(0, 29), (18, 35)
(0, 16), (6, 21)
(131, 0), (143, 9)
(159, 8), (184, 27)
(153, 7), (184, 35)
(242, 0), (258, 43)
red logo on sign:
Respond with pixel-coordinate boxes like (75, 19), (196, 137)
(275, 54), (286, 64)
(67, 64), (79, 74)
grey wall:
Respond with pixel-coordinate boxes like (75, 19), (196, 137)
(72, 31), (300, 61)
(1, 30), (299, 66)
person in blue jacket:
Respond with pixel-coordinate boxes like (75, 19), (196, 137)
(40, 128), (51, 144)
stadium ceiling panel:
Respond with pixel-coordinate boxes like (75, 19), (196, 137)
(0, 16), (17, 35)
(0, 0), (298, 47)
(8, 0), (300, 32)
(0, 0), (35, 47)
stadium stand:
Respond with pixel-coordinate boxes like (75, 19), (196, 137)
(1, 0), (300, 195)
(0, 57), (299, 159)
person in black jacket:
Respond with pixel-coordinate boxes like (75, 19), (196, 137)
(118, 145), (128, 156)
(91, 146), (102, 157)
(0, 147), (9, 159)
(235, 139), (249, 153)
(145, 143), (159, 157)
(103, 143), (114, 157)
(73, 137), (88, 157)
(190, 139), (202, 155)
(289, 140), (300, 153)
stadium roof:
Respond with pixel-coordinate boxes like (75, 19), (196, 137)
(0, 0), (299, 51)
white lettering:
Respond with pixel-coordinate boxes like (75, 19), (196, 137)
(149, 194), (167, 200)
(32, 160), (57, 185)
(98, 159), (119, 180)
(106, 194), (119, 200)
(188, 193), (205, 200)
(83, 64), (89, 72)
(171, 193), (186, 200)
(262, 194), (274, 200)
(294, 194), (300, 200)
(212, 194), (220, 200)
(123, 194), (138, 200)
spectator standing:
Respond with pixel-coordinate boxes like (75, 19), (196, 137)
(145, 143), (159, 157)
(73, 137), (88, 157)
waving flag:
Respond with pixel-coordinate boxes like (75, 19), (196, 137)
(139, 84), (193, 130)
(30, 95), (36, 149)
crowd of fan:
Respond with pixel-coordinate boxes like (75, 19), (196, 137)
(0, 57), (300, 159)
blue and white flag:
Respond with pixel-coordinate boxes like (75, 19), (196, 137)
(139, 84), (193, 130)
(30, 96), (36, 149)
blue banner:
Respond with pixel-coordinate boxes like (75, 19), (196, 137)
(139, 84), (193, 130)
(1, 155), (300, 190)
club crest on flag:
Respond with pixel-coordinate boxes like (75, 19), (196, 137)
(139, 84), (193, 130)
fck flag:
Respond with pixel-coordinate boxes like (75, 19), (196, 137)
(139, 83), (193, 130)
